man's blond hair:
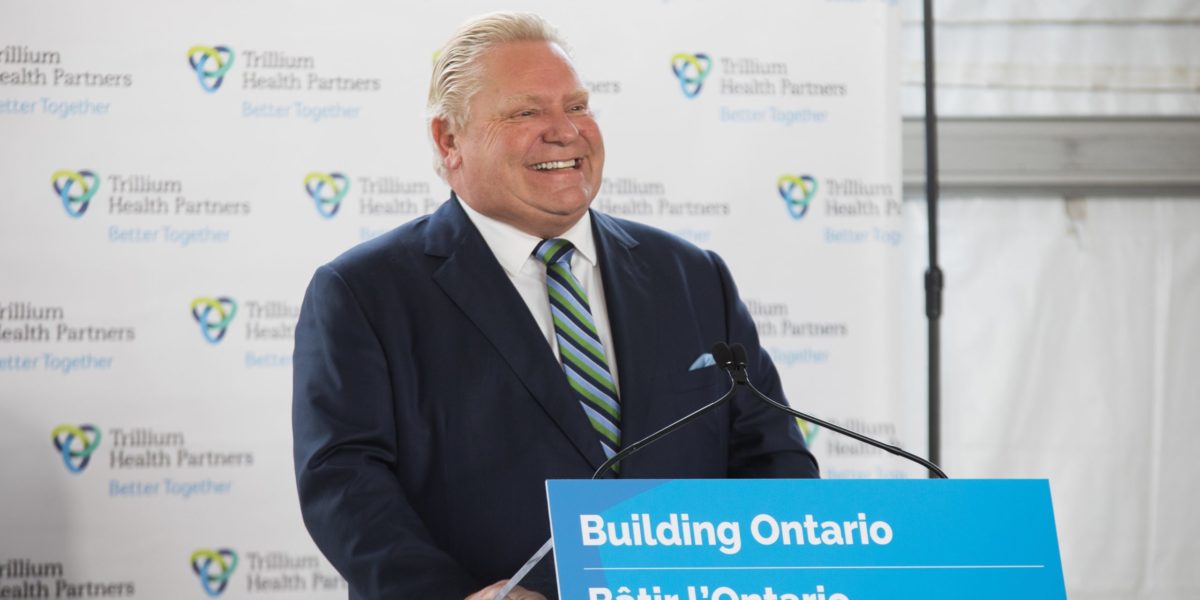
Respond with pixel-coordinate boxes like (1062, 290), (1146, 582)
(427, 12), (568, 181)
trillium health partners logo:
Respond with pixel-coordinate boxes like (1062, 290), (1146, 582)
(191, 297), (238, 344)
(50, 169), (99, 218)
(777, 174), (818, 219)
(304, 172), (350, 218)
(671, 52), (712, 98)
(191, 548), (238, 597)
(187, 45), (235, 93)
(51, 424), (101, 474)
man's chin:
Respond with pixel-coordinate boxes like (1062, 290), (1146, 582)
(518, 202), (592, 238)
(532, 188), (595, 213)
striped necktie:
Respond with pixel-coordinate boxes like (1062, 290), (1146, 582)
(534, 238), (622, 465)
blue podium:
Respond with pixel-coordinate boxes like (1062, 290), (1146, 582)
(546, 479), (1066, 600)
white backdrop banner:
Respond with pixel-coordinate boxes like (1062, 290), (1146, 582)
(0, 1), (906, 597)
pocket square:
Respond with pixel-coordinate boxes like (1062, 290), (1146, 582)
(688, 352), (716, 371)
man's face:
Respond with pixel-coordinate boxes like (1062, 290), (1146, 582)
(439, 40), (605, 238)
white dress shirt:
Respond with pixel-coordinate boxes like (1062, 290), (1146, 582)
(457, 197), (621, 391)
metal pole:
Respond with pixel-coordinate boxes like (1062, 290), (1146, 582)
(922, 0), (945, 477)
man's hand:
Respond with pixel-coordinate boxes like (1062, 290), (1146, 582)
(466, 580), (547, 600)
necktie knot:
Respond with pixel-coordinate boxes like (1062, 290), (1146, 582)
(534, 238), (575, 267)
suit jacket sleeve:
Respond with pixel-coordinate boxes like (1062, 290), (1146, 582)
(709, 250), (821, 478)
(292, 264), (480, 598)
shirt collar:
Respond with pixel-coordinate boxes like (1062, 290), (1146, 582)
(456, 195), (598, 276)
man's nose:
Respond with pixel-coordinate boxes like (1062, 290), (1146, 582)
(542, 110), (581, 144)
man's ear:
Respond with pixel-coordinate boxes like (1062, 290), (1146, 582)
(431, 117), (463, 171)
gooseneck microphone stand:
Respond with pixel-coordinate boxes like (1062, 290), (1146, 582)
(726, 343), (947, 479)
(495, 342), (947, 599)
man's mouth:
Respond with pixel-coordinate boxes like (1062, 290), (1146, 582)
(530, 159), (581, 171)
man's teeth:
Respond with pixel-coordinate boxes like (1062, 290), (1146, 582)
(532, 160), (577, 170)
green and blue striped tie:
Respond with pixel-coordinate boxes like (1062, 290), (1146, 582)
(535, 239), (621, 465)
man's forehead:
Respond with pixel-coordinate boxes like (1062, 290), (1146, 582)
(479, 41), (579, 79)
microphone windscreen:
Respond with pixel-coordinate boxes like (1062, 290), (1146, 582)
(730, 343), (748, 367)
(710, 342), (733, 367)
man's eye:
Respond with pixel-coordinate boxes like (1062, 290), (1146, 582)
(569, 104), (588, 113)
(516, 110), (536, 117)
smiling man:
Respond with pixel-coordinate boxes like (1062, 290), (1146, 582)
(292, 12), (818, 600)
(430, 36), (603, 240)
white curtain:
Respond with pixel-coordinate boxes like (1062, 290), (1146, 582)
(899, 1), (1200, 597)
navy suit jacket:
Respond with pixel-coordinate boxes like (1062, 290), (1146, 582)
(293, 196), (818, 599)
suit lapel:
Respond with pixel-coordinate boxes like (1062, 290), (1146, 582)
(592, 212), (660, 446)
(425, 197), (608, 470)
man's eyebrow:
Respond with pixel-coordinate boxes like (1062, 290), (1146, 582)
(500, 89), (590, 106)
(501, 93), (543, 106)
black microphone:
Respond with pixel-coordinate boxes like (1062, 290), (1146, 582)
(495, 342), (744, 598)
(725, 343), (948, 479)
(730, 343), (747, 366)
(711, 340), (734, 369)
(728, 342), (749, 384)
